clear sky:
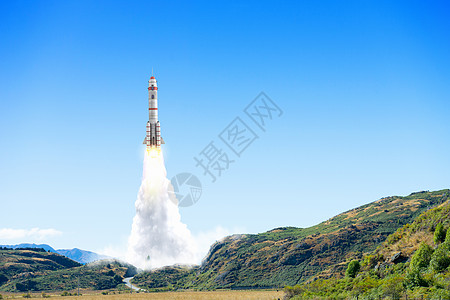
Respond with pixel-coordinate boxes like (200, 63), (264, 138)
(1, 0), (449, 255)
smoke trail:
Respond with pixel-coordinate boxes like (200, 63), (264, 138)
(127, 152), (197, 269)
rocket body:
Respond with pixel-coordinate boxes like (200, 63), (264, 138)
(144, 76), (164, 150)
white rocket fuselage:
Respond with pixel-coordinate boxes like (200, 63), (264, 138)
(144, 76), (164, 150)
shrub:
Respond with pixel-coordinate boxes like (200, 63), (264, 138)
(405, 243), (434, 288)
(405, 268), (428, 288)
(410, 242), (434, 272)
(0, 274), (8, 285)
(346, 260), (361, 278)
(113, 274), (123, 284)
(362, 254), (383, 269)
(351, 276), (380, 296)
(284, 285), (304, 299)
(381, 275), (404, 300)
(429, 243), (450, 273)
(430, 287), (450, 299)
(445, 228), (450, 244)
(16, 280), (37, 292)
(434, 223), (446, 244)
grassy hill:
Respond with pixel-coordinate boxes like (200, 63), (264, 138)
(0, 244), (110, 264)
(132, 189), (449, 290)
(373, 194), (450, 262)
(284, 192), (450, 299)
(132, 265), (198, 291)
(0, 248), (81, 284)
(2, 189), (448, 295)
(0, 249), (136, 292)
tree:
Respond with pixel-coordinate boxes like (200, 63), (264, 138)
(351, 276), (380, 296)
(0, 274), (8, 285)
(382, 275), (404, 300)
(434, 223), (446, 245)
(15, 280), (37, 292)
(410, 242), (434, 272)
(429, 243), (450, 272)
(113, 274), (123, 285)
(406, 243), (434, 288)
(346, 260), (361, 278)
(284, 285), (304, 299)
(405, 268), (428, 288)
(445, 227), (450, 244)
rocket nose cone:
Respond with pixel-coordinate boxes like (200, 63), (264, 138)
(149, 76), (157, 84)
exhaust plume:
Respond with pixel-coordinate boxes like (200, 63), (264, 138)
(127, 152), (197, 269)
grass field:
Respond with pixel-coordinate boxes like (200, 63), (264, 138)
(1, 290), (284, 300)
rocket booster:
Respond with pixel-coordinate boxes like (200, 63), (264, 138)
(143, 76), (164, 150)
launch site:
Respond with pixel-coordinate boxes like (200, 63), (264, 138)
(1, 1), (450, 299)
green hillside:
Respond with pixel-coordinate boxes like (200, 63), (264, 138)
(0, 249), (136, 292)
(284, 192), (450, 299)
(3, 189), (448, 295)
(0, 248), (81, 285)
(132, 265), (198, 291)
(374, 195), (450, 262)
(132, 189), (449, 290)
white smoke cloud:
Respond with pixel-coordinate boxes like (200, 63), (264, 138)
(127, 153), (197, 269)
(0, 228), (62, 241)
(100, 226), (238, 267)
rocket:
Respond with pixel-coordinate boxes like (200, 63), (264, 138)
(143, 76), (164, 150)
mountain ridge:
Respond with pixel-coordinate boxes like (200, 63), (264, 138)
(0, 248), (134, 292)
(0, 243), (109, 264)
(284, 193), (450, 299)
(2, 189), (449, 294)
(132, 189), (450, 290)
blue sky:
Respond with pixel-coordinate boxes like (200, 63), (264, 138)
(1, 0), (449, 254)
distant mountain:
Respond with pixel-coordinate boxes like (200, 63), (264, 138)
(0, 243), (110, 264)
(0, 243), (56, 252)
(57, 248), (110, 264)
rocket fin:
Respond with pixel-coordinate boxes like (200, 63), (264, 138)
(161, 137), (165, 144)
(143, 137), (147, 144)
